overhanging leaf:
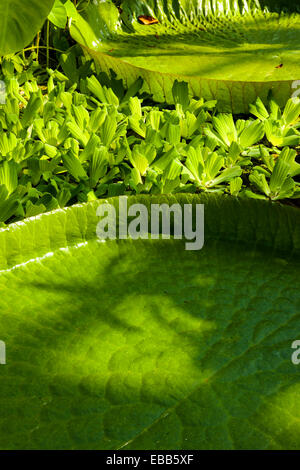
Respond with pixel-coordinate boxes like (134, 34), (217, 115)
(48, 0), (67, 29)
(0, 0), (55, 55)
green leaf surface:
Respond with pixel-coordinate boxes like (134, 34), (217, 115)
(0, 0), (55, 55)
(0, 194), (300, 449)
(48, 0), (68, 29)
(69, 0), (300, 112)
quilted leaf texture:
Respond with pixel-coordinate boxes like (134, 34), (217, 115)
(0, 194), (300, 449)
(68, 0), (300, 112)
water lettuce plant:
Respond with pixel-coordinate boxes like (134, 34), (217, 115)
(68, 0), (300, 112)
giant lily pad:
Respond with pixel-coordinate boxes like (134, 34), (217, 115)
(68, 0), (300, 113)
(0, 194), (300, 449)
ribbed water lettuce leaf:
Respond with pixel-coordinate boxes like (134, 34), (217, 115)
(68, 0), (300, 112)
(0, 194), (300, 449)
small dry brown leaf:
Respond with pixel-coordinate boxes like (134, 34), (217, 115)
(138, 15), (159, 25)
